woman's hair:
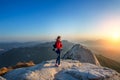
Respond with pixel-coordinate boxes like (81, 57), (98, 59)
(56, 36), (61, 40)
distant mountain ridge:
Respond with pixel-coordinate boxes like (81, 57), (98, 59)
(0, 42), (42, 54)
(0, 49), (5, 54)
(0, 42), (41, 49)
(80, 39), (107, 45)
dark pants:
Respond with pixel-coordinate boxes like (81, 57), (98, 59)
(56, 49), (61, 65)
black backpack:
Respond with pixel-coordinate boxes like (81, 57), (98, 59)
(53, 44), (56, 48)
(52, 42), (56, 51)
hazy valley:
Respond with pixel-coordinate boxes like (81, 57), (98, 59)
(80, 40), (120, 63)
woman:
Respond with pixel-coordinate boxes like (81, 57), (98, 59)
(54, 36), (63, 67)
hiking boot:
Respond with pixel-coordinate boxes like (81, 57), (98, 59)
(58, 64), (61, 67)
(55, 63), (58, 66)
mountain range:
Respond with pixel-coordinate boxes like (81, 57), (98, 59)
(0, 40), (120, 73)
(0, 42), (42, 54)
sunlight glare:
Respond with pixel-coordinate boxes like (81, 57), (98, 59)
(112, 32), (120, 42)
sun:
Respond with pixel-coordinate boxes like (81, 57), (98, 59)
(112, 32), (120, 42)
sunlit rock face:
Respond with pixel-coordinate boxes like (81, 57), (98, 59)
(63, 44), (100, 66)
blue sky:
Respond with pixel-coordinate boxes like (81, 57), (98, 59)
(0, 0), (120, 42)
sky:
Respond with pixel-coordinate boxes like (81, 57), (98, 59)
(0, 0), (120, 42)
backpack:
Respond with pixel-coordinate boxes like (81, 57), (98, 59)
(53, 44), (56, 48)
(52, 42), (56, 51)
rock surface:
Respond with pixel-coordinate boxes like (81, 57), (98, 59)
(63, 44), (100, 66)
(0, 76), (6, 80)
(3, 60), (120, 80)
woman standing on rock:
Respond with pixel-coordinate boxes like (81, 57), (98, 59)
(53, 36), (63, 67)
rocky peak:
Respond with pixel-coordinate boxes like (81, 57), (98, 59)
(3, 60), (120, 80)
(63, 44), (100, 66)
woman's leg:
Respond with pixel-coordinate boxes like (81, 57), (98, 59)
(56, 53), (60, 65)
(56, 54), (59, 64)
(56, 49), (61, 65)
(57, 50), (61, 65)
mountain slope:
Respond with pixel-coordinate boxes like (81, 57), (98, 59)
(96, 55), (120, 73)
(0, 40), (74, 68)
(63, 44), (100, 66)
(3, 60), (120, 80)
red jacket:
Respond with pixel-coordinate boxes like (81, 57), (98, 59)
(55, 40), (62, 49)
